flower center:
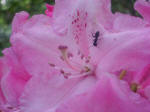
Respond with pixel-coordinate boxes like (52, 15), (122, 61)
(49, 45), (93, 79)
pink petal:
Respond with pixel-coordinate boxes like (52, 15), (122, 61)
(0, 57), (10, 105)
(0, 73), (5, 105)
(113, 13), (148, 31)
(56, 73), (150, 112)
(53, 0), (113, 56)
(134, 0), (150, 23)
(0, 88), (5, 105)
(10, 12), (81, 76)
(97, 28), (150, 77)
(96, 0), (114, 30)
(52, 0), (114, 34)
(144, 85), (150, 100)
(19, 72), (96, 112)
(52, 0), (75, 35)
(89, 12), (148, 65)
(1, 48), (30, 106)
(12, 11), (29, 34)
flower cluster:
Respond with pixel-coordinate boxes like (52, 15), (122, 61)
(0, 0), (150, 112)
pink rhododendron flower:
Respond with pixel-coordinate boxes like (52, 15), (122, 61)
(1, 0), (150, 112)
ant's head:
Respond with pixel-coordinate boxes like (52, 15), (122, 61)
(95, 31), (100, 37)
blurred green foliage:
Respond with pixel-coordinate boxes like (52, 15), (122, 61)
(0, 0), (139, 55)
(111, 0), (140, 16)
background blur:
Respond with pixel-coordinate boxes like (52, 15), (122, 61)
(0, 0), (138, 55)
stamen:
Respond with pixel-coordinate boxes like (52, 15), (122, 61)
(58, 46), (68, 60)
(65, 72), (91, 79)
(119, 70), (127, 80)
(49, 45), (93, 79)
(58, 45), (81, 72)
(49, 62), (91, 79)
(60, 69), (65, 74)
(130, 83), (138, 92)
(49, 63), (70, 73)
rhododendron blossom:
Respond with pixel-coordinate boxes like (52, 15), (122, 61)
(0, 0), (150, 112)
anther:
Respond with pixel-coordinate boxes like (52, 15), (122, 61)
(60, 69), (65, 74)
(7, 107), (13, 110)
(84, 66), (91, 72)
(58, 45), (68, 51)
(63, 73), (71, 79)
(130, 83), (138, 92)
(58, 46), (68, 59)
(119, 70), (127, 80)
(49, 63), (55, 67)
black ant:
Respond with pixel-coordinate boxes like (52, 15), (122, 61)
(92, 31), (100, 47)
